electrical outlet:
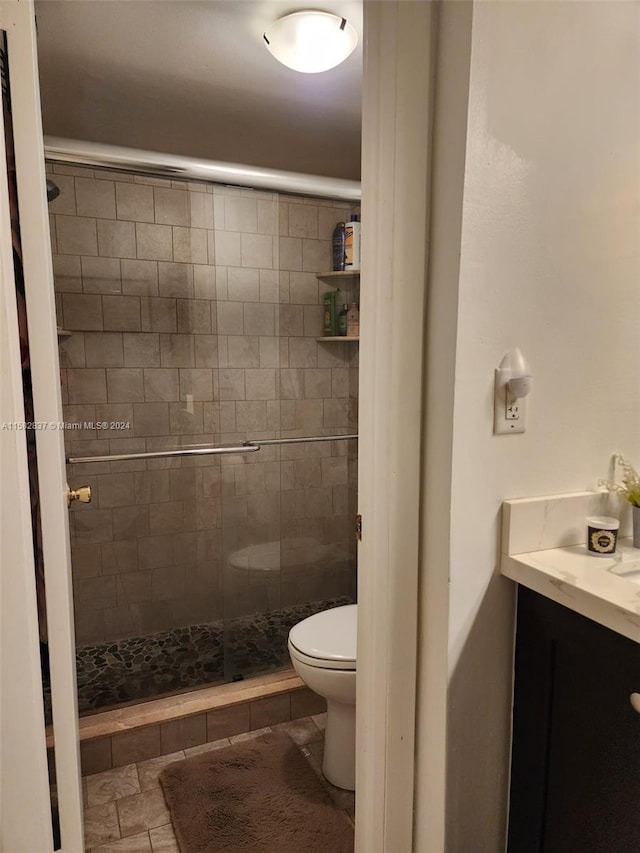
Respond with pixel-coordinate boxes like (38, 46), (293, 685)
(494, 368), (526, 435)
(506, 401), (520, 420)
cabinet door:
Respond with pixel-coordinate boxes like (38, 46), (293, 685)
(508, 590), (640, 853)
(543, 615), (640, 853)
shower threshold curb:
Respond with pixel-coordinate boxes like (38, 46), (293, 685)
(46, 668), (304, 746)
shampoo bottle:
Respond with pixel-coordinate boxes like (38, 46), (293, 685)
(332, 222), (346, 271)
(347, 302), (360, 337)
(337, 303), (349, 336)
(345, 215), (360, 271)
(323, 289), (340, 335)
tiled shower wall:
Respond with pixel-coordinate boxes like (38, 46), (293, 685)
(48, 162), (358, 647)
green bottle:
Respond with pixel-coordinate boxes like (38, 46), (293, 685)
(323, 289), (340, 335)
(337, 304), (349, 336)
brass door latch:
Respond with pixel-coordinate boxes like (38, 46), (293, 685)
(67, 485), (91, 507)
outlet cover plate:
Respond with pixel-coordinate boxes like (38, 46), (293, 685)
(494, 368), (527, 435)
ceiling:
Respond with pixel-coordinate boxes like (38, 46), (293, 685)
(34, 0), (363, 181)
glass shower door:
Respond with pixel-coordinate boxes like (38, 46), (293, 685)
(49, 152), (359, 712)
(219, 185), (359, 682)
(215, 183), (285, 681)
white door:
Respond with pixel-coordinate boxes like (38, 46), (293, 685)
(0, 1), (83, 850)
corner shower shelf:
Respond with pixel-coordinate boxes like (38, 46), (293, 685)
(57, 327), (72, 337)
(316, 271), (360, 279)
(317, 270), (360, 339)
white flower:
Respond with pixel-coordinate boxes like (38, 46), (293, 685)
(598, 453), (640, 508)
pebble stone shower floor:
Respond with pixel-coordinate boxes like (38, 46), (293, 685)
(44, 597), (352, 719)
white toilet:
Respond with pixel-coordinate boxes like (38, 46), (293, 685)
(288, 604), (357, 790)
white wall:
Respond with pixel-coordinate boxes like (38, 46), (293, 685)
(441, 2), (640, 850)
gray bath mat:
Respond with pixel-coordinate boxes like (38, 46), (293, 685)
(159, 730), (354, 852)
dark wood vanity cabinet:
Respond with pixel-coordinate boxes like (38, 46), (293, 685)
(508, 588), (640, 853)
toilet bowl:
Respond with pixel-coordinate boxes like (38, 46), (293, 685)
(288, 604), (357, 790)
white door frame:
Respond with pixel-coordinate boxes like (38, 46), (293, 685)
(356, 2), (446, 851)
(0, 1), (83, 851)
(0, 1), (448, 850)
(0, 41), (55, 853)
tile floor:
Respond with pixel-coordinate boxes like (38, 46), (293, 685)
(82, 713), (355, 852)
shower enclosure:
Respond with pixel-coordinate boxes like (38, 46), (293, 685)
(50, 161), (359, 714)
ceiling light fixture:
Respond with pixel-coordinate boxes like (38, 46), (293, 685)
(263, 10), (358, 74)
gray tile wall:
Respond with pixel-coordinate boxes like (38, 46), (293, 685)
(50, 163), (359, 646)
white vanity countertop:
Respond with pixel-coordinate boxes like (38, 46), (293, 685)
(502, 540), (640, 643)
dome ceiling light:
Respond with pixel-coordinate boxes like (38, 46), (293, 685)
(263, 10), (358, 74)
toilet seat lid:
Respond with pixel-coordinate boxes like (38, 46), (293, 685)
(289, 604), (357, 665)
